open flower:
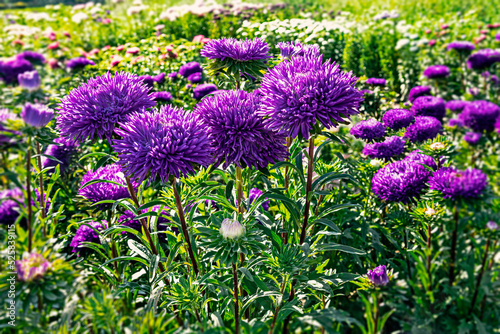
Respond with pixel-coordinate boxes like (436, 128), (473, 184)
(367, 265), (389, 286)
(21, 103), (54, 128)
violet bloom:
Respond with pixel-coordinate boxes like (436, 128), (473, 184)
(187, 72), (202, 83)
(404, 116), (442, 143)
(360, 89), (374, 95)
(21, 103), (54, 128)
(276, 41), (320, 59)
(445, 100), (469, 112)
(193, 83), (217, 100)
(42, 137), (78, 174)
(0, 188), (23, 225)
(362, 136), (405, 160)
(70, 221), (106, 256)
(448, 118), (464, 127)
(497, 34), (500, 42)
(113, 105), (213, 183)
(18, 70), (41, 91)
(372, 160), (430, 203)
(467, 49), (500, 70)
(411, 96), (446, 121)
(66, 57), (95, 70)
(153, 72), (165, 84)
(194, 90), (288, 169)
(408, 86), (432, 103)
(139, 75), (155, 89)
(79, 164), (134, 203)
(423, 65), (450, 79)
(259, 55), (363, 139)
(0, 57), (34, 84)
(382, 109), (414, 130)
(201, 37), (271, 62)
(429, 167), (487, 200)
(446, 41), (475, 52)
(366, 78), (386, 86)
(178, 62), (203, 78)
(464, 132), (481, 145)
(17, 51), (46, 64)
(248, 188), (269, 211)
(460, 100), (500, 133)
(57, 71), (156, 144)
(151, 91), (173, 102)
(350, 119), (385, 141)
(403, 150), (437, 169)
(168, 72), (178, 81)
(15, 253), (51, 282)
(486, 221), (498, 230)
(367, 265), (389, 286)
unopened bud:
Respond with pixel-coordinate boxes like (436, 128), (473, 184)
(220, 218), (246, 240)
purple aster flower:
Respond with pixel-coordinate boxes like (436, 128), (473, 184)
(168, 72), (178, 81)
(423, 65), (450, 79)
(153, 72), (165, 84)
(464, 132), (481, 145)
(79, 164), (133, 203)
(66, 57), (95, 70)
(362, 136), (405, 159)
(497, 34), (500, 42)
(372, 160), (430, 203)
(201, 37), (271, 62)
(248, 187), (269, 211)
(17, 51), (46, 64)
(151, 91), (173, 102)
(404, 116), (442, 143)
(403, 150), (437, 169)
(467, 49), (500, 70)
(178, 62), (203, 78)
(446, 41), (475, 52)
(350, 119), (386, 141)
(445, 100), (470, 112)
(366, 78), (387, 86)
(193, 83), (218, 100)
(382, 109), (414, 130)
(42, 137), (78, 174)
(57, 71), (156, 144)
(496, 118), (500, 133)
(367, 265), (389, 286)
(276, 41), (320, 59)
(70, 221), (106, 256)
(486, 221), (498, 230)
(448, 118), (464, 127)
(360, 89), (374, 95)
(18, 70), (41, 91)
(259, 55), (363, 139)
(460, 100), (500, 133)
(187, 72), (202, 83)
(194, 90), (288, 169)
(0, 188), (23, 225)
(491, 75), (499, 85)
(408, 86), (432, 103)
(0, 57), (34, 84)
(118, 206), (171, 242)
(139, 74), (155, 89)
(113, 105), (213, 183)
(411, 96), (446, 121)
(21, 103), (54, 128)
(429, 167), (487, 200)
(15, 253), (51, 282)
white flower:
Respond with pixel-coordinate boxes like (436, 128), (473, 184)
(220, 219), (246, 240)
(72, 12), (89, 24)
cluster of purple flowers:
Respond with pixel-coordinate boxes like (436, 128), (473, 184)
(0, 188), (23, 225)
(423, 65), (450, 79)
(70, 221), (106, 255)
(78, 164), (133, 203)
(382, 109), (414, 130)
(447, 41), (475, 52)
(362, 136), (405, 159)
(404, 116), (442, 143)
(139, 73), (166, 89)
(467, 49), (500, 70)
(408, 86), (432, 103)
(459, 100), (500, 133)
(429, 167), (487, 200)
(411, 96), (446, 121)
(403, 150), (437, 169)
(349, 119), (385, 141)
(66, 57), (95, 70)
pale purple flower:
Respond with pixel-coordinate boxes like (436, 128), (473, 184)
(21, 103), (54, 128)
(367, 265), (389, 286)
(18, 70), (41, 91)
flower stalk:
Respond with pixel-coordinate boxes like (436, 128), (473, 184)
(35, 141), (46, 236)
(26, 136), (33, 252)
(299, 136), (315, 245)
(449, 203), (459, 285)
(232, 262), (240, 334)
(470, 238), (491, 313)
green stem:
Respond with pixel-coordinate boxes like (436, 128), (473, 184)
(26, 136), (33, 252)
(427, 222), (432, 291)
(232, 262), (240, 334)
(449, 203), (459, 285)
(236, 166), (244, 214)
(36, 141), (46, 236)
(373, 293), (380, 334)
(470, 238), (490, 313)
(299, 137), (315, 245)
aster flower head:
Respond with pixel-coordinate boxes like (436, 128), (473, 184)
(408, 86), (432, 103)
(151, 91), (173, 102)
(248, 188), (270, 211)
(113, 105), (213, 183)
(467, 49), (500, 70)
(429, 167), (487, 200)
(178, 62), (203, 78)
(372, 160), (430, 203)
(79, 164), (133, 203)
(168, 72), (178, 81)
(411, 96), (446, 121)
(66, 57), (95, 70)
(18, 70), (41, 91)
(220, 218), (246, 239)
(22, 103), (54, 128)
(70, 221), (106, 256)
(366, 78), (387, 86)
(15, 253), (51, 282)
(447, 41), (475, 52)
(423, 65), (450, 79)
(403, 150), (437, 169)
(187, 72), (202, 83)
(0, 188), (23, 225)
(350, 119), (385, 141)
(460, 100), (500, 133)
(193, 83), (217, 100)
(201, 37), (271, 62)
(195, 90), (288, 169)
(276, 41), (320, 59)
(445, 100), (469, 112)
(42, 137), (78, 174)
(17, 51), (46, 64)
(57, 71), (156, 143)
(448, 118), (464, 127)
(464, 132), (481, 145)
(382, 109), (414, 130)
(404, 116), (442, 143)
(367, 265), (389, 286)
(259, 55), (363, 139)
(362, 136), (405, 160)
(0, 57), (34, 84)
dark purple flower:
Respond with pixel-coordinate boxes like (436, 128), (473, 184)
(350, 119), (385, 141)
(496, 33), (500, 42)
(194, 90), (288, 169)
(42, 137), (78, 174)
(460, 100), (500, 133)
(168, 72), (178, 81)
(178, 62), (203, 78)
(259, 55), (363, 139)
(187, 72), (202, 83)
(66, 57), (95, 70)
(366, 78), (386, 86)
(411, 96), (446, 121)
(403, 150), (437, 169)
(0, 57), (34, 84)
(18, 70), (41, 91)
(113, 106), (213, 183)
(408, 86), (432, 103)
(367, 265), (389, 286)
(248, 188), (269, 211)
(445, 100), (470, 112)
(70, 221), (106, 256)
(201, 37), (271, 62)
(193, 83), (218, 100)
(362, 136), (405, 159)
(372, 160), (430, 203)
(382, 109), (414, 130)
(429, 167), (487, 200)
(464, 132), (481, 145)
(448, 118), (464, 127)
(79, 164), (133, 203)
(139, 74), (155, 89)
(447, 41), (475, 52)
(21, 103), (54, 128)
(15, 253), (51, 282)
(423, 65), (450, 79)
(467, 49), (500, 70)
(153, 72), (165, 84)
(404, 116), (442, 143)
(17, 51), (46, 64)
(276, 41), (320, 59)
(151, 91), (173, 102)
(0, 188), (23, 225)
(57, 71), (156, 143)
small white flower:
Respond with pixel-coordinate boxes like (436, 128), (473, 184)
(220, 219), (246, 240)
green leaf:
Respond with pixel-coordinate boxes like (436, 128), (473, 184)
(317, 243), (366, 255)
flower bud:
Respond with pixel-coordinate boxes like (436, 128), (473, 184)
(367, 265), (389, 286)
(21, 103), (54, 128)
(220, 218), (246, 240)
(486, 221), (498, 230)
(15, 253), (51, 282)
